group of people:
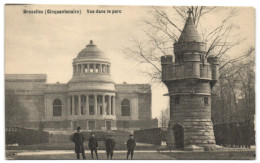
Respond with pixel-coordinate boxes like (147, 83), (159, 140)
(72, 127), (136, 160)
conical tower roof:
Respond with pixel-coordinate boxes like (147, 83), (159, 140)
(178, 11), (202, 43)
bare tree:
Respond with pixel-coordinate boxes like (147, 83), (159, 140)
(5, 89), (28, 128)
(26, 96), (45, 131)
(211, 47), (255, 124)
(124, 6), (248, 84)
(159, 105), (170, 128)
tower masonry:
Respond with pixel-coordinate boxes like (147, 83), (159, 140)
(161, 12), (219, 150)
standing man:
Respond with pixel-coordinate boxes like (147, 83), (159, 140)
(72, 127), (86, 159)
(88, 132), (98, 159)
(105, 134), (116, 159)
(126, 134), (136, 160)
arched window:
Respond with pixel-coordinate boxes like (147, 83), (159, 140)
(53, 99), (62, 116)
(121, 99), (130, 116)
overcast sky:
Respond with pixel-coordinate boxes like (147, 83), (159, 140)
(5, 5), (255, 118)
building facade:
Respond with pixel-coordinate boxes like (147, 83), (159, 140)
(5, 40), (158, 131)
(161, 12), (219, 150)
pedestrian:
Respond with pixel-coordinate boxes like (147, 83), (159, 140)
(72, 126), (86, 159)
(105, 134), (116, 159)
(88, 132), (99, 159)
(126, 134), (136, 160)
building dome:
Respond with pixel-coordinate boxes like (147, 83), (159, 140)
(68, 40), (115, 92)
(77, 40), (110, 62)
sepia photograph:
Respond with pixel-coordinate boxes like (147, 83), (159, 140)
(4, 4), (255, 160)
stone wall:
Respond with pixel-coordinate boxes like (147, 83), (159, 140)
(117, 119), (158, 130)
(138, 93), (152, 120)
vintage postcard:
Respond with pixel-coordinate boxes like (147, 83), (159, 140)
(4, 4), (255, 160)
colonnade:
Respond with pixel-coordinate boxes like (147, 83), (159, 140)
(68, 94), (115, 116)
(73, 63), (110, 75)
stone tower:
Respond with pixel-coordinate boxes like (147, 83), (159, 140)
(161, 11), (219, 150)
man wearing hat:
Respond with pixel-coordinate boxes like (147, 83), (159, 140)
(72, 127), (86, 159)
(88, 132), (99, 159)
(105, 134), (116, 159)
(126, 134), (136, 160)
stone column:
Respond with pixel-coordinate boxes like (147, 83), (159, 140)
(94, 95), (97, 115)
(101, 64), (103, 73)
(98, 64), (101, 73)
(102, 95), (106, 115)
(108, 96), (111, 115)
(107, 65), (110, 74)
(81, 64), (84, 73)
(103, 64), (106, 73)
(112, 96), (116, 115)
(78, 95), (81, 115)
(85, 95), (89, 115)
(72, 95), (75, 115)
(77, 64), (80, 74)
(93, 64), (96, 73)
(82, 64), (85, 73)
(67, 96), (70, 115)
(87, 64), (90, 73)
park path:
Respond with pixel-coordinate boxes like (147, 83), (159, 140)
(15, 150), (180, 155)
(7, 150), (175, 160)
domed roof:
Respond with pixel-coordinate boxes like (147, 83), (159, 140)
(77, 40), (109, 60)
(178, 11), (202, 43)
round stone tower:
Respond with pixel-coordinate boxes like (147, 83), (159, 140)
(161, 11), (219, 150)
(67, 40), (117, 130)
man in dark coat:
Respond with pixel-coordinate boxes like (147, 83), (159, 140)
(72, 127), (86, 159)
(126, 134), (136, 160)
(88, 132), (98, 159)
(105, 134), (116, 159)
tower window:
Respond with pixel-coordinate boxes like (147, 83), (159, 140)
(175, 96), (180, 105)
(204, 97), (209, 104)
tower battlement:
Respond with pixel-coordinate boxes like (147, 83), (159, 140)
(161, 55), (173, 64)
(207, 55), (219, 64)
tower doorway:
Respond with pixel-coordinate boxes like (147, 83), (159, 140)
(173, 124), (184, 149)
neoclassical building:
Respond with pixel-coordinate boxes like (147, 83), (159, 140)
(5, 40), (158, 131)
